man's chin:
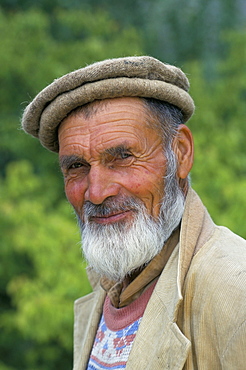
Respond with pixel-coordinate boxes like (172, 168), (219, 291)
(82, 237), (160, 283)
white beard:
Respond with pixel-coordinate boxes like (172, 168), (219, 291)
(76, 164), (185, 282)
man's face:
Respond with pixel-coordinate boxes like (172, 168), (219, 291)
(58, 97), (167, 222)
(58, 97), (185, 281)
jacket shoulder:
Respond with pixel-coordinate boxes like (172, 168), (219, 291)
(184, 226), (246, 363)
(189, 225), (246, 300)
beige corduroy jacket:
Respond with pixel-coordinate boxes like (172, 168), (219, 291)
(73, 189), (246, 370)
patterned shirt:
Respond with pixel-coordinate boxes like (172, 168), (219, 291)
(87, 281), (156, 369)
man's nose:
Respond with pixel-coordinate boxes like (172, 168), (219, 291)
(84, 165), (121, 204)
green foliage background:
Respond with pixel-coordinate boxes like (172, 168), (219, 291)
(0, 1), (245, 368)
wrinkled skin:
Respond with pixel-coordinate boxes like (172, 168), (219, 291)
(58, 97), (193, 224)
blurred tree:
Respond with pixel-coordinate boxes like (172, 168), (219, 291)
(0, 160), (89, 369)
(1, 0), (245, 64)
(189, 30), (246, 238)
(136, 0), (245, 64)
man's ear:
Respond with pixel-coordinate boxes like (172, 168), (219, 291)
(173, 124), (194, 179)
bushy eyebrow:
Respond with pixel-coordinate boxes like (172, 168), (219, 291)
(104, 144), (130, 157)
(59, 155), (87, 170)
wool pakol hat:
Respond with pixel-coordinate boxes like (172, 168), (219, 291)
(21, 56), (195, 153)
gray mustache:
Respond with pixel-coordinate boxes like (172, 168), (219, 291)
(83, 197), (140, 218)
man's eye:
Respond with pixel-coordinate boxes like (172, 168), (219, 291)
(120, 152), (132, 159)
(70, 162), (84, 169)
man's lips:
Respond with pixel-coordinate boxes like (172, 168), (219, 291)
(90, 210), (133, 224)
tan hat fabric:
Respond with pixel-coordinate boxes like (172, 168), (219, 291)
(21, 56), (195, 152)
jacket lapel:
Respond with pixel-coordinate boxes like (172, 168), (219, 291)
(126, 246), (191, 369)
(73, 286), (106, 370)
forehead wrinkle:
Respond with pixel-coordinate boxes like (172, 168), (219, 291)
(85, 101), (149, 127)
(87, 117), (145, 135)
(93, 129), (140, 155)
(59, 97), (160, 161)
(77, 97), (144, 119)
(67, 99), (151, 139)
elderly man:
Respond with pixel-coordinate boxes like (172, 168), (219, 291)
(22, 56), (246, 370)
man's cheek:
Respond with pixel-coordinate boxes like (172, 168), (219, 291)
(65, 182), (84, 210)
